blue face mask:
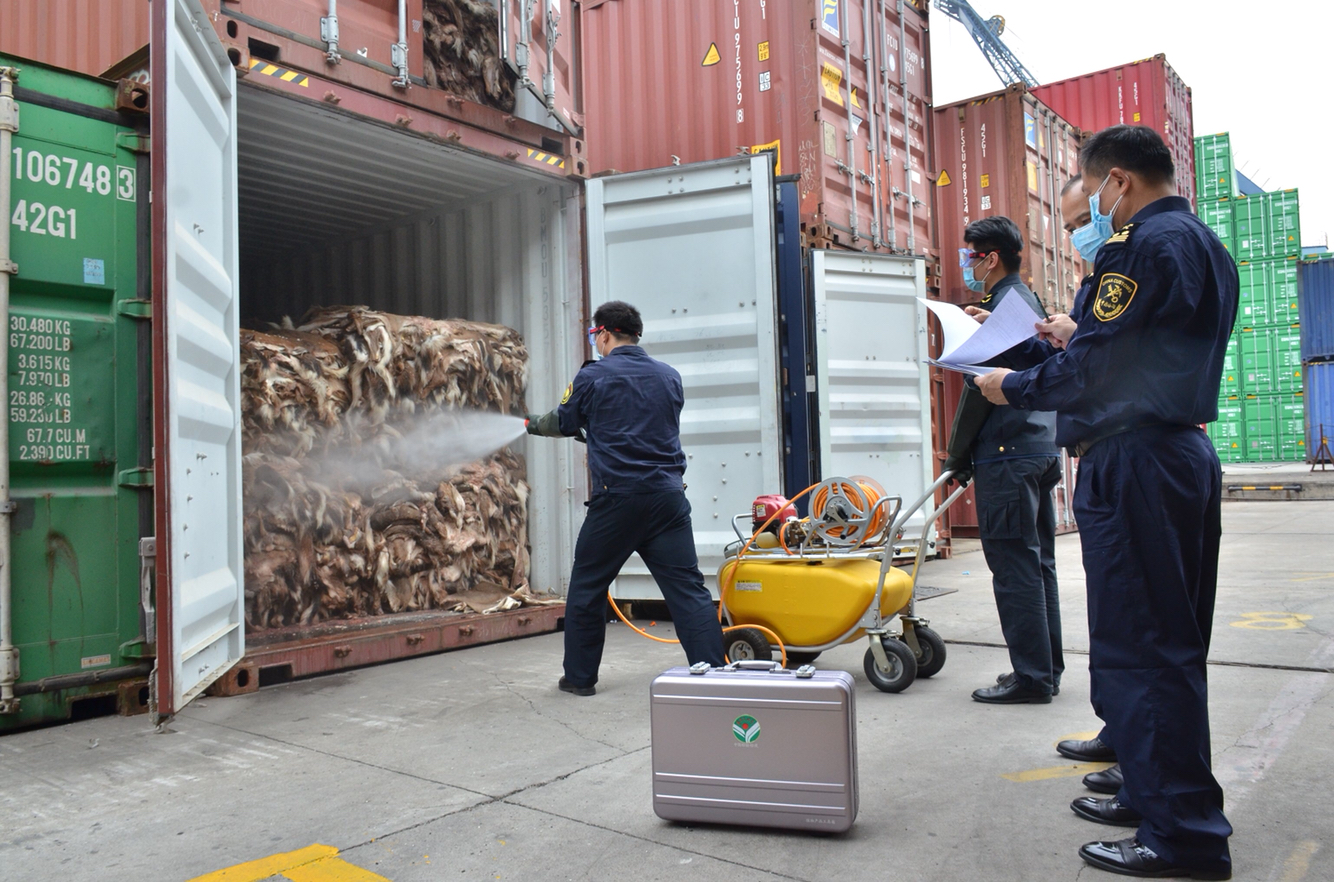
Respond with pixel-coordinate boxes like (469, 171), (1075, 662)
(962, 264), (987, 293)
(1079, 175), (1125, 262)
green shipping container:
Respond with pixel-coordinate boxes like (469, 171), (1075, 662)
(1277, 393), (1305, 461)
(1234, 190), (1302, 262)
(1239, 326), (1273, 392)
(1194, 133), (1238, 201)
(1209, 397), (1245, 461)
(1, 55), (150, 729)
(1240, 393), (1305, 462)
(1237, 259), (1300, 329)
(1197, 197), (1235, 253)
(1219, 335), (1242, 396)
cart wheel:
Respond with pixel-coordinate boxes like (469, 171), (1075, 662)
(908, 626), (947, 679)
(863, 638), (917, 693)
(784, 651), (821, 668)
(725, 628), (773, 662)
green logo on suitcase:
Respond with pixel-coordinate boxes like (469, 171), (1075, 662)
(733, 714), (761, 743)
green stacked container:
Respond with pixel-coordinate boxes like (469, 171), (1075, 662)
(1196, 142), (1306, 462)
(1198, 198), (1236, 254)
(1234, 190), (1302, 262)
(1, 55), (149, 730)
(1194, 133), (1239, 200)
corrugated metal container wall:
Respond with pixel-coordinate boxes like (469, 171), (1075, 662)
(1303, 362), (1334, 463)
(931, 84), (1083, 312)
(1032, 55), (1195, 208)
(0, 0), (151, 77)
(1300, 258), (1334, 364)
(580, 0), (934, 256)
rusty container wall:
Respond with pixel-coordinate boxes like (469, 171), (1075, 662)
(932, 84), (1083, 313)
(0, 0), (152, 77)
(208, 0), (585, 171)
(1031, 55), (1195, 209)
(581, 0), (934, 257)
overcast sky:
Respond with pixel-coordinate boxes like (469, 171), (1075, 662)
(930, 0), (1331, 250)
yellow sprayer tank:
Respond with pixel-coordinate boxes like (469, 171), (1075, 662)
(718, 557), (915, 647)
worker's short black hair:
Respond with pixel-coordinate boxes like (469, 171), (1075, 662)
(593, 300), (643, 342)
(963, 216), (1023, 273)
(1061, 175), (1085, 196)
(1080, 125), (1175, 186)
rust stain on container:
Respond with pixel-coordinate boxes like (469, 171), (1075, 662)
(1031, 54), (1195, 209)
(581, 0), (935, 256)
(0, 0), (151, 78)
(932, 84), (1084, 312)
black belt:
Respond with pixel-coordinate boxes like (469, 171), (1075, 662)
(1069, 422), (1194, 458)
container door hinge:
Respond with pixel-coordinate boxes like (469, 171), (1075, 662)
(0, 500), (17, 514)
(139, 537), (157, 645)
(119, 467), (154, 488)
(117, 299), (153, 320)
(119, 639), (154, 659)
(115, 131), (151, 154)
(0, 259), (16, 276)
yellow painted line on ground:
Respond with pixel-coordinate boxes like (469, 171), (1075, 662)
(1002, 761), (1114, 783)
(188, 843), (389, 882)
(1280, 840), (1320, 882)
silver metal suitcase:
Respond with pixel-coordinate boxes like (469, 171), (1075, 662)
(650, 660), (857, 832)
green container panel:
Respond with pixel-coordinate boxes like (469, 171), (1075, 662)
(1197, 198), (1235, 253)
(1194, 133), (1238, 201)
(1238, 393), (1305, 462)
(1237, 259), (1300, 329)
(1234, 190), (1302, 262)
(1, 54), (147, 730)
(1239, 327), (1273, 392)
(1219, 338), (1242, 396)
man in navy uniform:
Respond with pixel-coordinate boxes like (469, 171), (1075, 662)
(976, 126), (1236, 880)
(526, 300), (725, 696)
(945, 216), (1064, 705)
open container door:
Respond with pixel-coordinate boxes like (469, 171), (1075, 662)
(150, 0), (244, 720)
(810, 251), (935, 555)
(586, 156), (782, 598)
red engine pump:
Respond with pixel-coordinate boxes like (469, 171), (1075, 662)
(752, 495), (796, 533)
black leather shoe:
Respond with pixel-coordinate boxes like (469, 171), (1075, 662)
(1079, 837), (1231, 879)
(1084, 763), (1124, 795)
(1058, 736), (1117, 762)
(996, 671), (1059, 696)
(558, 677), (595, 696)
(972, 679), (1052, 704)
(1071, 795), (1143, 827)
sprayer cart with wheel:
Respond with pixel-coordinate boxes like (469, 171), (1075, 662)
(716, 472), (970, 693)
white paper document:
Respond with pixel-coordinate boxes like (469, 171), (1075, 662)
(918, 290), (1043, 375)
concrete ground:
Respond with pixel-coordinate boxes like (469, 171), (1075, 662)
(2, 500), (1332, 882)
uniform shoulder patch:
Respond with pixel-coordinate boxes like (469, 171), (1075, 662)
(1093, 273), (1138, 322)
(560, 381), (573, 404)
(1105, 222), (1139, 246)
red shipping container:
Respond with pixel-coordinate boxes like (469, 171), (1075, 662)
(0, 0), (152, 79)
(1031, 55), (1195, 208)
(581, 0), (935, 256)
(932, 84), (1084, 313)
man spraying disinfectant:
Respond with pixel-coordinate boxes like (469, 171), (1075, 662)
(526, 301), (725, 696)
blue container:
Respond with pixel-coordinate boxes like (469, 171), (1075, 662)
(1304, 362), (1334, 463)
(1299, 259), (1334, 363)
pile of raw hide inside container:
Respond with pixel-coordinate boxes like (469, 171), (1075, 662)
(422, 0), (517, 111)
(241, 307), (552, 631)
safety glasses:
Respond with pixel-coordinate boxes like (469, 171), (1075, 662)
(958, 248), (991, 267)
(587, 325), (605, 348)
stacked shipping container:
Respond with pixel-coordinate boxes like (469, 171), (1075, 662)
(930, 84), (1083, 536)
(1300, 258), (1334, 464)
(1032, 55), (1195, 208)
(580, 0), (936, 257)
(1199, 134), (1305, 463)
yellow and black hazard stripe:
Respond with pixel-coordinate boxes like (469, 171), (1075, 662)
(527, 148), (566, 169)
(248, 58), (310, 87)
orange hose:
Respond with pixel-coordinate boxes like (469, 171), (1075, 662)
(717, 482), (822, 619)
(607, 592), (788, 668)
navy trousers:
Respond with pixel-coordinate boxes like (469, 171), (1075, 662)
(563, 490), (725, 687)
(974, 456), (1064, 694)
(1074, 426), (1231, 874)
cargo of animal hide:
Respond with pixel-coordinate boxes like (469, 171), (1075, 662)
(241, 309), (550, 631)
(422, 0), (517, 112)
